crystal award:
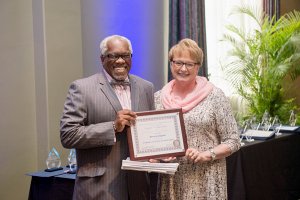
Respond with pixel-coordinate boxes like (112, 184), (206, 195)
(67, 149), (77, 173)
(289, 110), (297, 126)
(46, 147), (62, 170)
(272, 115), (282, 136)
(261, 110), (271, 131)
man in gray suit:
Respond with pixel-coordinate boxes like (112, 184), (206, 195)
(60, 35), (155, 200)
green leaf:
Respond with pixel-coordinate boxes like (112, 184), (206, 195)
(221, 6), (300, 123)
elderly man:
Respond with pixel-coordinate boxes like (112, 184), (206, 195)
(60, 35), (155, 200)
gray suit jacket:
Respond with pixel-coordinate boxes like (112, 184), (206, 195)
(60, 72), (155, 200)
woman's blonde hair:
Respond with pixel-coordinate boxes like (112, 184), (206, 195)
(169, 38), (204, 66)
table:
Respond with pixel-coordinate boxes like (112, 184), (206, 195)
(27, 167), (75, 200)
(28, 133), (300, 200)
(227, 133), (300, 200)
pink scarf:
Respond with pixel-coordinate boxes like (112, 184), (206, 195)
(161, 76), (214, 113)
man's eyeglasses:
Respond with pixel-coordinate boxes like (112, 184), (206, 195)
(171, 60), (199, 69)
(105, 53), (132, 61)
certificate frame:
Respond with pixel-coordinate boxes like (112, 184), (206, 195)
(127, 108), (188, 161)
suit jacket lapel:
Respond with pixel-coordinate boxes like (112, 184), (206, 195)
(96, 73), (123, 112)
(129, 75), (140, 111)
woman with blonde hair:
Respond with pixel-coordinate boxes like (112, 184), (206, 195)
(154, 38), (240, 199)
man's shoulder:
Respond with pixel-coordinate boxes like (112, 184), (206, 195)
(129, 74), (153, 86)
(72, 73), (104, 85)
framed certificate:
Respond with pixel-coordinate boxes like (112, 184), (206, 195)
(127, 108), (188, 161)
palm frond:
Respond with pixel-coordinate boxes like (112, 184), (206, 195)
(230, 4), (263, 28)
(221, 5), (300, 124)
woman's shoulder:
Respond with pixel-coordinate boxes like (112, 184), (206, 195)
(154, 90), (162, 97)
(208, 86), (226, 98)
(205, 86), (233, 112)
(154, 90), (164, 109)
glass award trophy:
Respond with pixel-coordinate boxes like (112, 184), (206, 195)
(244, 119), (254, 142)
(272, 115), (282, 136)
(289, 110), (297, 126)
(67, 149), (77, 173)
(261, 110), (271, 131)
(240, 119), (253, 143)
(45, 147), (62, 172)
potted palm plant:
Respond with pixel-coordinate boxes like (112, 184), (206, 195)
(222, 5), (300, 124)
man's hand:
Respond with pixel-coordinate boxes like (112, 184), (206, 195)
(114, 109), (137, 133)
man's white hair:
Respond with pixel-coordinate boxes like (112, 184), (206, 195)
(99, 35), (133, 56)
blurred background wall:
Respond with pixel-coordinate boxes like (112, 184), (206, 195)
(0, 0), (168, 199)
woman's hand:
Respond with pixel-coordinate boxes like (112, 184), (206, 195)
(186, 148), (211, 164)
(149, 157), (176, 163)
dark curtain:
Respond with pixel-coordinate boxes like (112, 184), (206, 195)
(168, 0), (207, 81)
(263, 0), (280, 20)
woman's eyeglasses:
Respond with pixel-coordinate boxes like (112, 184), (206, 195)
(171, 60), (199, 69)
